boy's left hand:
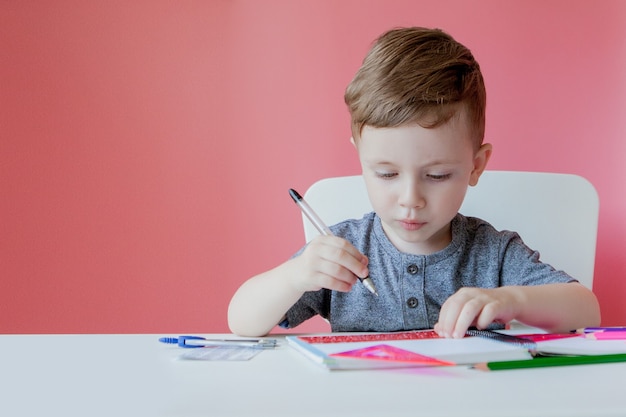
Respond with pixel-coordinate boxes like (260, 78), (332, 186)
(434, 287), (520, 338)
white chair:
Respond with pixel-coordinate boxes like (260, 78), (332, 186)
(300, 171), (599, 290)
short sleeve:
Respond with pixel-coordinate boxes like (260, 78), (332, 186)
(499, 234), (577, 286)
(280, 289), (331, 329)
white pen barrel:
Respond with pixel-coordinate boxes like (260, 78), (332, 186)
(298, 200), (333, 236)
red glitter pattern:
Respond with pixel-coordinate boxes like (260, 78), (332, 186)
(297, 330), (441, 344)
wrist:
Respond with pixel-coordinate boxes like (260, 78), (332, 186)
(496, 285), (526, 320)
(281, 257), (312, 296)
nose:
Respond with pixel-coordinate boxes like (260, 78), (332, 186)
(398, 178), (426, 209)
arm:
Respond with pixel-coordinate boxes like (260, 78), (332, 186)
(227, 235), (369, 337)
(434, 282), (601, 338)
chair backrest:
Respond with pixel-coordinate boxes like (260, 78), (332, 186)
(301, 171), (599, 289)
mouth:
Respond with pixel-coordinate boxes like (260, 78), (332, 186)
(399, 219), (426, 231)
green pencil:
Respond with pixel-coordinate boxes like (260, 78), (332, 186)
(474, 353), (626, 371)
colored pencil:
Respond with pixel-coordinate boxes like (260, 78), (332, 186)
(473, 353), (626, 371)
(585, 331), (626, 340)
(576, 327), (626, 334)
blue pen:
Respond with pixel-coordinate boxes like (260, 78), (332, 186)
(159, 335), (277, 349)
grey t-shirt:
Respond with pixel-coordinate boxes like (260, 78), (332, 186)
(281, 212), (575, 332)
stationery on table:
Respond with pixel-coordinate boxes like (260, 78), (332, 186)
(576, 326), (626, 333)
(289, 188), (378, 296)
(474, 353), (626, 372)
(159, 335), (278, 361)
(178, 346), (268, 361)
(286, 328), (626, 371)
(159, 335), (277, 349)
(286, 329), (534, 370)
(531, 332), (626, 356)
(473, 327), (626, 371)
(586, 331), (626, 340)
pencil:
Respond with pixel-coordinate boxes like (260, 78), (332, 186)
(585, 331), (626, 340)
(473, 353), (626, 371)
(576, 327), (626, 333)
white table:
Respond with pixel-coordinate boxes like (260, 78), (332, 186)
(1, 334), (625, 417)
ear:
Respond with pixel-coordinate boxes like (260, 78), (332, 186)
(469, 143), (492, 186)
(349, 136), (356, 148)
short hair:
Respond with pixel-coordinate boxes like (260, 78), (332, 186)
(345, 27), (486, 148)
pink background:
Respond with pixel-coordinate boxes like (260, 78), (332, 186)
(2, 0), (625, 334)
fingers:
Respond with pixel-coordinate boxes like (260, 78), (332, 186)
(298, 236), (369, 292)
(435, 288), (511, 339)
(436, 292), (480, 338)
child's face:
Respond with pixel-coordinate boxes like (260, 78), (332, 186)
(355, 112), (491, 255)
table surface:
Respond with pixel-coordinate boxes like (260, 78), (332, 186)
(2, 333), (626, 417)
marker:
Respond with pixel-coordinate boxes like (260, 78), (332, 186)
(585, 331), (626, 340)
(289, 188), (378, 296)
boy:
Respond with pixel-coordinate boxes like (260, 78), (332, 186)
(228, 27), (600, 338)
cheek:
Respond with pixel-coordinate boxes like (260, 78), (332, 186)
(438, 183), (468, 209)
(364, 181), (393, 209)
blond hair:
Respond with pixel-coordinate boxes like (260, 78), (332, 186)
(345, 27), (486, 148)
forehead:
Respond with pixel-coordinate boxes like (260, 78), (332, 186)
(356, 110), (475, 163)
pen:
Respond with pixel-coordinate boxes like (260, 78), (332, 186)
(288, 188), (378, 296)
(473, 353), (626, 371)
(576, 327), (626, 334)
(159, 335), (277, 349)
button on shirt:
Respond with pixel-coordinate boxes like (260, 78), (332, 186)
(406, 297), (419, 308)
(282, 212), (575, 332)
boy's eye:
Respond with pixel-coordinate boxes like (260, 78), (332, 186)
(427, 173), (452, 181)
(376, 172), (397, 179)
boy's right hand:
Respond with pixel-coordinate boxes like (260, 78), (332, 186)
(291, 235), (369, 293)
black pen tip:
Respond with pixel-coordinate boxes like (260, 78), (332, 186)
(289, 188), (302, 202)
